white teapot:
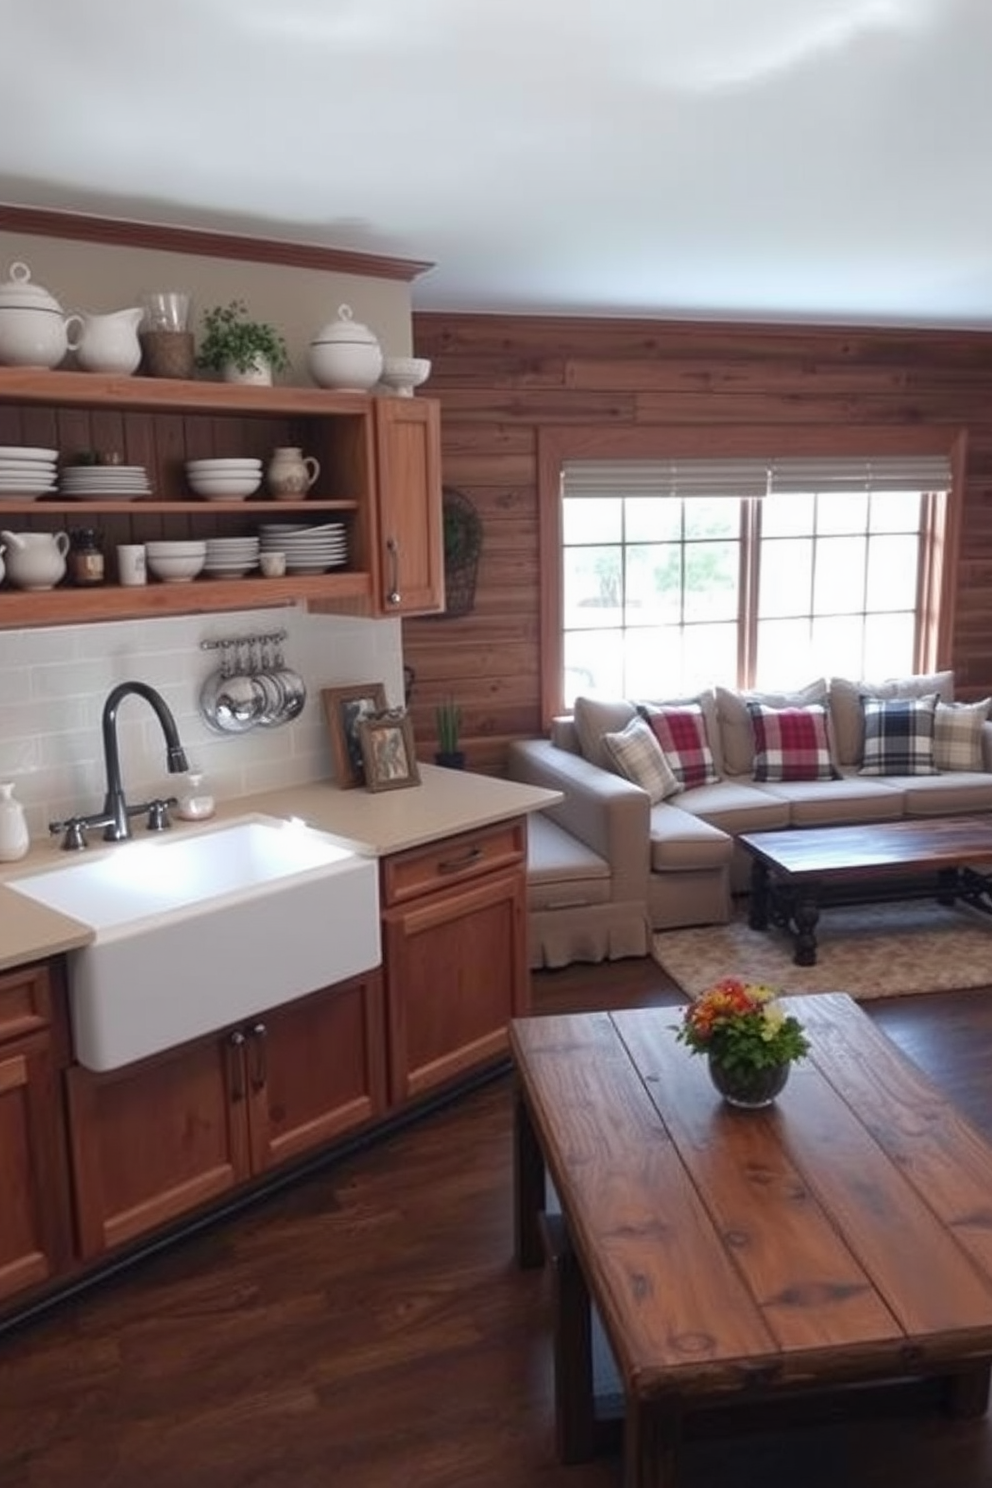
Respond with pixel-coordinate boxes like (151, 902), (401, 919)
(0, 262), (81, 368)
(0, 530), (70, 591)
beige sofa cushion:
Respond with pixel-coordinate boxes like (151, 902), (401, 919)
(830, 671), (954, 767)
(716, 678), (829, 776)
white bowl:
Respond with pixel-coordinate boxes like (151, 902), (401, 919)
(185, 458), (262, 472)
(187, 473), (262, 499)
(380, 356), (431, 396)
(146, 552), (206, 583)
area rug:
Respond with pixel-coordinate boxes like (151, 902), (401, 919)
(652, 899), (992, 1001)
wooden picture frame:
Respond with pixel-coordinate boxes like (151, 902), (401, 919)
(321, 682), (387, 789)
(357, 709), (421, 793)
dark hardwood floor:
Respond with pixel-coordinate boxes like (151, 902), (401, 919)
(4, 963), (992, 1488)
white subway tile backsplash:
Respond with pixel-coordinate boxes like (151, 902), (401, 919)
(0, 608), (403, 830)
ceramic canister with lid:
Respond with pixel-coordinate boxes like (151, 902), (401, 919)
(0, 261), (81, 368)
(307, 304), (383, 392)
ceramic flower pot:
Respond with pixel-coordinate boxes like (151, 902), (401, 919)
(707, 1054), (789, 1109)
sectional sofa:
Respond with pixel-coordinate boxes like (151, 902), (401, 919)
(509, 671), (992, 968)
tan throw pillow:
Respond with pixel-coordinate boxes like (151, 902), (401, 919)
(602, 715), (682, 803)
(830, 671), (954, 767)
(717, 679), (828, 776)
(934, 698), (990, 771)
(572, 696), (637, 770)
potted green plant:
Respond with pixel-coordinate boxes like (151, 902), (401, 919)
(195, 299), (290, 385)
(435, 696), (465, 769)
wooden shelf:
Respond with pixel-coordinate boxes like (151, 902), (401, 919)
(0, 499), (360, 515)
(0, 571), (373, 627)
(0, 367), (372, 416)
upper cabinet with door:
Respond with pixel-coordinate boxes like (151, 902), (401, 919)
(0, 369), (444, 627)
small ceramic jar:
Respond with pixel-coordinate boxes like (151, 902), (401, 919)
(0, 261), (80, 368)
(307, 304), (383, 392)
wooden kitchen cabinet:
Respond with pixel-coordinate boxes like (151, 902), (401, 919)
(0, 369), (443, 627)
(0, 960), (75, 1303)
(65, 969), (386, 1259)
(380, 819), (529, 1104)
(370, 396), (444, 615)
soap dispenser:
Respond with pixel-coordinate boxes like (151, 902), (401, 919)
(176, 770), (216, 822)
(0, 782), (29, 861)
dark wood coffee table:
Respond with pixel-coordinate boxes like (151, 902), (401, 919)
(739, 815), (992, 965)
(512, 996), (992, 1488)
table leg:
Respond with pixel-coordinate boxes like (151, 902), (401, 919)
(625, 1398), (680, 1488)
(540, 1212), (596, 1464)
(793, 890), (820, 966)
(748, 859), (770, 929)
(943, 1361), (991, 1418)
(513, 1082), (546, 1269)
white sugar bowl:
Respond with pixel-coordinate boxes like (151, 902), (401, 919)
(307, 304), (383, 392)
(0, 261), (80, 368)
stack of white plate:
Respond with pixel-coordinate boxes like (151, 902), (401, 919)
(60, 463), (153, 500)
(0, 445), (59, 499)
(258, 521), (348, 574)
(203, 536), (261, 578)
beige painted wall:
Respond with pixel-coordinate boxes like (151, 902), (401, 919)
(0, 230), (414, 384)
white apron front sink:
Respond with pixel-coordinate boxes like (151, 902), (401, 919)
(9, 814), (380, 1071)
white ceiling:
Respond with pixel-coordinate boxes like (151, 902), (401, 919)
(4, 0), (992, 327)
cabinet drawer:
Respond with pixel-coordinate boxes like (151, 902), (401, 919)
(0, 963), (55, 1044)
(381, 819), (526, 907)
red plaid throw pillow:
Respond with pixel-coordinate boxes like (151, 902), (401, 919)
(747, 702), (837, 782)
(640, 703), (718, 789)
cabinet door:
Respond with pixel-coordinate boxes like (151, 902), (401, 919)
(383, 867), (528, 1104)
(0, 1031), (73, 1301)
(373, 398), (444, 615)
(245, 971), (387, 1174)
(66, 1032), (251, 1259)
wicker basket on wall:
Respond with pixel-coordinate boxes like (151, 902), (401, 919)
(440, 487), (483, 618)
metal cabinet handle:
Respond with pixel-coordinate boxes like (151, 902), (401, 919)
(249, 1022), (268, 1092)
(437, 846), (483, 875)
(228, 1029), (246, 1101)
(385, 536), (401, 606)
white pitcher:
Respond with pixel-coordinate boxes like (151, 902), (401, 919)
(70, 307), (144, 375)
(266, 446), (321, 499)
(0, 782), (29, 861)
(0, 530), (70, 590)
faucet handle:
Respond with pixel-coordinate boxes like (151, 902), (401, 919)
(49, 816), (89, 851)
(145, 796), (178, 832)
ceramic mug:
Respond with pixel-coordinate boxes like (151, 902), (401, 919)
(116, 544), (147, 586)
(260, 551), (286, 578)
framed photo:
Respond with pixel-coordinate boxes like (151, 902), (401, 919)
(321, 683), (387, 789)
(357, 709), (421, 793)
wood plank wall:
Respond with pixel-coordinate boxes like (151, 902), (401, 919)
(404, 313), (992, 777)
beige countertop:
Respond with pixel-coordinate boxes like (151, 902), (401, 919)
(0, 765), (561, 972)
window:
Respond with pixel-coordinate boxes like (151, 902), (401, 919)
(560, 457), (950, 707)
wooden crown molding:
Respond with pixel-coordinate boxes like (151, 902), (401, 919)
(0, 204), (434, 283)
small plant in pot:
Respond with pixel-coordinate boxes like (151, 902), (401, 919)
(435, 696), (465, 769)
(195, 299), (290, 385)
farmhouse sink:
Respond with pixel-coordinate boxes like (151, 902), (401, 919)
(8, 814), (381, 1071)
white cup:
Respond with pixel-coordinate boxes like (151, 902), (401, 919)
(259, 551), (286, 578)
(117, 544), (147, 586)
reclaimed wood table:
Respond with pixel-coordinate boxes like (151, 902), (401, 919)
(739, 815), (992, 965)
(511, 995), (992, 1488)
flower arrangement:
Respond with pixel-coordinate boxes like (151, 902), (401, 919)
(674, 978), (810, 1076)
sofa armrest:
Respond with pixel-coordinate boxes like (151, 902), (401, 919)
(507, 739), (650, 906)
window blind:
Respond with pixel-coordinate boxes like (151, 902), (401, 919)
(561, 455), (951, 498)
